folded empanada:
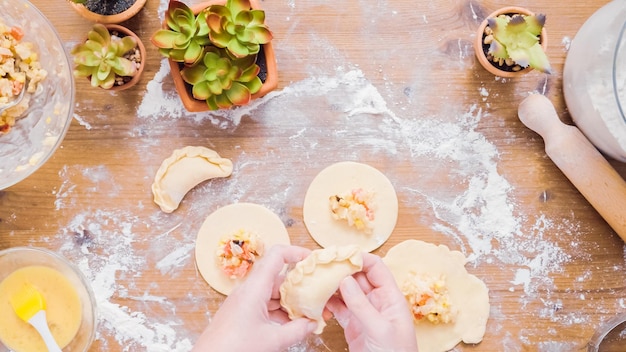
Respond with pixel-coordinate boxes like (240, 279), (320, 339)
(279, 245), (363, 334)
(152, 146), (233, 213)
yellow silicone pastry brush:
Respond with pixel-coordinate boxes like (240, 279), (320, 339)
(10, 283), (63, 352)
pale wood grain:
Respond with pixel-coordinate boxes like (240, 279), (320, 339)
(2, 0), (626, 351)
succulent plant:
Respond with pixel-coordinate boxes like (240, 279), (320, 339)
(485, 13), (552, 74)
(151, 0), (212, 66)
(180, 46), (262, 110)
(71, 24), (138, 89)
(205, 0), (273, 58)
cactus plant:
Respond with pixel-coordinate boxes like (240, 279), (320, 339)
(150, 1), (212, 66)
(71, 24), (141, 89)
(181, 47), (262, 110)
(485, 13), (552, 74)
(205, 0), (273, 58)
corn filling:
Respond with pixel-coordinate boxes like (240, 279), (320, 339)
(329, 188), (375, 233)
(0, 20), (47, 134)
(215, 229), (265, 279)
(402, 273), (456, 324)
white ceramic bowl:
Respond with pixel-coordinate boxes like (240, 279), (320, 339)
(0, 0), (75, 189)
(0, 247), (96, 352)
(563, 1), (626, 162)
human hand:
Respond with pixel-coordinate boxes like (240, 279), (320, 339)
(192, 244), (318, 352)
(326, 252), (418, 352)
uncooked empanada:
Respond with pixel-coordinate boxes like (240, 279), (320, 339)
(303, 161), (398, 252)
(383, 240), (490, 352)
(151, 146), (233, 213)
(279, 245), (363, 334)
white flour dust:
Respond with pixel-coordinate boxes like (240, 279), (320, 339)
(56, 62), (580, 351)
(56, 67), (580, 352)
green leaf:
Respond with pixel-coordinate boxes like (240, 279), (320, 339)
(192, 81), (210, 100)
(90, 24), (110, 46)
(183, 40), (204, 65)
(151, 30), (181, 49)
(215, 92), (234, 109)
(227, 38), (249, 58)
(225, 81), (251, 105)
(239, 64), (260, 82)
(252, 26), (272, 44)
(117, 36), (137, 55)
(228, 0), (251, 17)
(208, 79), (223, 95)
(524, 14), (546, 36)
(526, 43), (552, 73)
(243, 76), (262, 94)
(488, 39), (508, 60)
(181, 64), (207, 85)
(110, 57), (136, 76)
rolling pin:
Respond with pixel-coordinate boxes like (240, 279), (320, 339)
(518, 94), (626, 242)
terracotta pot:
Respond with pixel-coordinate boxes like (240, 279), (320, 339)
(69, 0), (147, 24)
(78, 24), (146, 91)
(474, 6), (548, 78)
(165, 0), (278, 112)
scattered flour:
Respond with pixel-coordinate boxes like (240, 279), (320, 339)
(49, 63), (588, 350)
(43, 1), (604, 349)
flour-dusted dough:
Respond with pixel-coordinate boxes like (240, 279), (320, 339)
(195, 203), (290, 295)
(303, 162), (398, 252)
(382, 240), (490, 352)
(152, 146), (233, 213)
(280, 245), (363, 334)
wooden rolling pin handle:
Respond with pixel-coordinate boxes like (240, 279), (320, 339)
(518, 94), (626, 242)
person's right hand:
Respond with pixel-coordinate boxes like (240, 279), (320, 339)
(326, 252), (418, 352)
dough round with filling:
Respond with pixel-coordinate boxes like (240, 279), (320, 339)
(382, 239), (490, 352)
(303, 161), (398, 252)
(280, 245), (363, 334)
(152, 146), (233, 213)
(195, 203), (290, 295)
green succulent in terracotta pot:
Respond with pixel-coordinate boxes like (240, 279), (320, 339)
(150, 1), (211, 66)
(151, 0), (278, 112)
(486, 13), (552, 73)
(181, 46), (262, 110)
(474, 7), (551, 78)
(71, 23), (144, 90)
(205, 0), (273, 58)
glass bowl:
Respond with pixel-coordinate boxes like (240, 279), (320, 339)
(563, 0), (626, 162)
(0, 247), (96, 352)
(0, 0), (75, 190)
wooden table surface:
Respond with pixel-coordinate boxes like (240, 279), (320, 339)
(2, 0), (626, 350)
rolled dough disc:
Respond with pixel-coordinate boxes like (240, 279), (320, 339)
(195, 202), (291, 295)
(383, 239), (490, 352)
(303, 161), (398, 252)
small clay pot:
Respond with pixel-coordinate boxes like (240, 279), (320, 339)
(164, 0), (278, 112)
(69, 0), (147, 24)
(78, 24), (146, 91)
(474, 6), (548, 78)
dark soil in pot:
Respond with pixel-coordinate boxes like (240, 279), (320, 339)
(80, 0), (135, 15)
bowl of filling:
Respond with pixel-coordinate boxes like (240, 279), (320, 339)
(0, 0), (75, 190)
(0, 247), (97, 352)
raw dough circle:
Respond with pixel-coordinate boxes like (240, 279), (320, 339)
(382, 240), (490, 352)
(303, 161), (398, 252)
(195, 202), (291, 295)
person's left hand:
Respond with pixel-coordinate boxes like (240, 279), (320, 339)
(192, 244), (318, 352)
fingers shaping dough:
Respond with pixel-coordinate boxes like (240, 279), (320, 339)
(382, 240), (490, 352)
(303, 162), (398, 252)
(279, 245), (363, 334)
(195, 203), (290, 295)
(152, 146), (233, 213)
